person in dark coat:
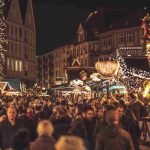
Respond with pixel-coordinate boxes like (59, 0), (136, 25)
(69, 106), (97, 150)
(18, 109), (37, 141)
(128, 92), (144, 120)
(0, 106), (24, 149)
(95, 123), (135, 150)
(42, 101), (52, 119)
(30, 120), (55, 150)
(94, 105), (116, 139)
(51, 106), (71, 139)
(12, 128), (30, 150)
(121, 108), (141, 150)
(95, 105), (135, 150)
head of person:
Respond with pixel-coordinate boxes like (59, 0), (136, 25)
(37, 120), (54, 137)
(12, 128), (30, 150)
(96, 107), (104, 118)
(55, 106), (68, 119)
(84, 106), (94, 121)
(75, 104), (85, 117)
(105, 105), (119, 125)
(34, 104), (42, 112)
(68, 105), (75, 114)
(107, 97), (112, 103)
(55, 135), (86, 150)
(128, 92), (136, 101)
(115, 104), (125, 119)
(7, 106), (17, 122)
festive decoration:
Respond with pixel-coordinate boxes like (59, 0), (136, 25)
(143, 81), (150, 98)
(141, 12), (150, 39)
(72, 58), (81, 66)
(146, 41), (150, 64)
(79, 71), (88, 81)
(0, 0), (7, 80)
(95, 61), (120, 78)
(116, 49), (150, 89)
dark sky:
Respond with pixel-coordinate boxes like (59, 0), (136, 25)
(33, 1), (91, 55)
(33, 0), (150, 55)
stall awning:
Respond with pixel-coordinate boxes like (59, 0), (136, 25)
(5, 79), (20, 90)
(0, 82), (12, 91)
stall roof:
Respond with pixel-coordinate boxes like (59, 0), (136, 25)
(5, 79), (20, 90)
(0, 82), (12, 91)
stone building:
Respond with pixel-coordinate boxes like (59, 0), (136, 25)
(5, 0), (36, 89)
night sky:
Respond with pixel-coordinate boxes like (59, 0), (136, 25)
(33, 0), (150, 55)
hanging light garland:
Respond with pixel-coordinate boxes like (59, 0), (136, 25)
(116, 49), (150, 90)
(0, 0), (7, 80)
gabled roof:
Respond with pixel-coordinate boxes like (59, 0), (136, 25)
(5, 0), (28, 23)
(18, 0), (28, 23)
(0, 82), (12, 91)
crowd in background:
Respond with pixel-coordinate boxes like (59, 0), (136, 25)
(0, 90), (149, 150)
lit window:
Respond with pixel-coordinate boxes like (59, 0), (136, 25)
(19, 61), (23, 72)
(15, 60), (18, 71)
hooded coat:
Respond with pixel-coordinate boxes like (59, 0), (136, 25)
(95, 124), (135, 150)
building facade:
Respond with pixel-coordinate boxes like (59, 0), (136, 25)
(5, 0), (36, 88)
(37, 8), (149, 88)
(36, 44), (74, 88)
(36, 52), (54, 89)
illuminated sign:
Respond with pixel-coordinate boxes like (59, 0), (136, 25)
(95, 61), (119, 77)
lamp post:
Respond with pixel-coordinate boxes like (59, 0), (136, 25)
(106, 81), (110, 99)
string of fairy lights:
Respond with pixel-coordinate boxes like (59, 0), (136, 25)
(86, 49), (150, 91)
(116, 49), (150, 89)
(0, 0), (7, 80)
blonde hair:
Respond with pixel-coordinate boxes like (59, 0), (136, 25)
(7, 105), (17, 112)
(37, 120), (54, 137)
(55, 136), (86, 150)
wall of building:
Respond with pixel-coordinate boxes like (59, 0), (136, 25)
(36, 9), (149, 88)
(5, 0), (36, 87)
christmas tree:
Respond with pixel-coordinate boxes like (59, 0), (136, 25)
(0, 0), (7, 80)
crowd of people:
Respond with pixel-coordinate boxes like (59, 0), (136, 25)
(0, 90), (149, 150)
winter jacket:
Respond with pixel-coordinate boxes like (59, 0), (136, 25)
(95, 124), (135, 150)
(30, 135), (55, 150)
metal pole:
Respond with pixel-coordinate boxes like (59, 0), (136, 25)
(106, 82), (110, 98)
